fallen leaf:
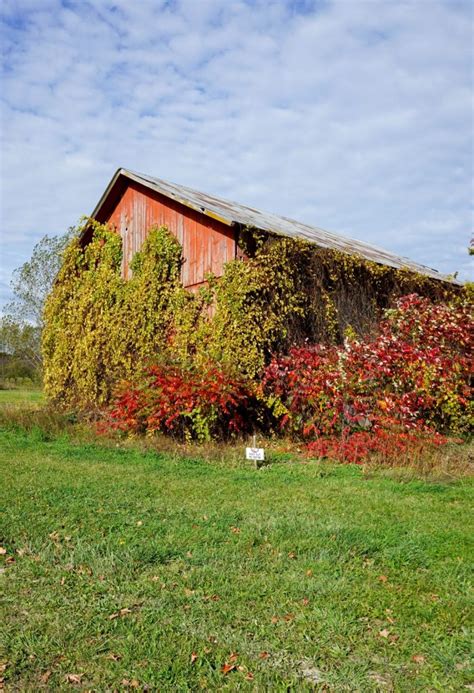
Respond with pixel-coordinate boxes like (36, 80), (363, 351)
(109, 607), (132, 620)
(412, 654), (425, 664)
(245, 672), (254, 681)
(186, 551), (193, 558)
(191, 652), (198, 664)
(136, 521), (143, 526)
(305, 569), (313, 577)
(301, 598), (309, 606)
(271, 616), (279, 624)
(184, 588), (195, 597)
(288, 552), (297, 559)
(105, 653), (121, 661)
(229, 652), (239, 662)
(64, 673), (82, 684)
(283, 613), (295, 621)
(40, 670), (51, 683)
(378, 575), (388, 583)
(221, 663), (236, 675)
(230, 526), (240, 534)
(259, 651), (269, 659)
(203, 594), (220, 602)
(378, 629), (390, 638)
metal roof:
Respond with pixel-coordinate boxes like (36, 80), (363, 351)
(91, 168), (458, 284)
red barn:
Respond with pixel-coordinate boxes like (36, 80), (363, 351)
(84, 167), (454, 289)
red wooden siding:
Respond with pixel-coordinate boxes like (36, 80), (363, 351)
(105, 181), (236, 288)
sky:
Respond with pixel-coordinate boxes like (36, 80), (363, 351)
(0, 0), (473, 309)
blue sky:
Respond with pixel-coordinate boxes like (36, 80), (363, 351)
(0, 0), (472, 308)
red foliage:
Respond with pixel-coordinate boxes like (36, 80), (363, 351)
(101, 363), (252, 441)
(306, 430), (455, 465)
(101, 294), (472, 462)
(263, 294), (472, 462)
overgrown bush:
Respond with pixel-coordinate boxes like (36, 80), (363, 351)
(100, 362), (254, 442)
(263, 294), (473, 462)
(42, 223), (186, 409)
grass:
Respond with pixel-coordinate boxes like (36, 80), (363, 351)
(1, 426), (473, 691)
(0, 387), (44, 405)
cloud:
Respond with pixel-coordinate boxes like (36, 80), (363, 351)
(0, 0), (472, 309)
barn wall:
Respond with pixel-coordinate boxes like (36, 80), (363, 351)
(105, 181), (237, 288)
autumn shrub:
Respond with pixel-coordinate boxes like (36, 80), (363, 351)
(101, 362), (254, 443)
(263, 294), (473, 462)
(306, 430), (459, 466)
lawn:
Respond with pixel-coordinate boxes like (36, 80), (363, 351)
(0, 388), (44, 406)
(0, 428), (472, 690)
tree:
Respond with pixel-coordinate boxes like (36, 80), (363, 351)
(6, 232), (75, 328)
(0, 317), (42, 373)
(1, 229), (75, 378)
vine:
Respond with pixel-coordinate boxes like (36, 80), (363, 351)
(42, 220), (461, 411)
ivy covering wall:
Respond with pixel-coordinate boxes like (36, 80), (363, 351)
(42, 221), (457, 411)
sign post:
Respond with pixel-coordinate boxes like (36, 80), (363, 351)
(246, 435), (265, 467)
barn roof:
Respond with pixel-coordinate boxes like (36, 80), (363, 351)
(91, 168), (458, 284)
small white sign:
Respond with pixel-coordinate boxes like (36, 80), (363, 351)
(246, 447), (265, 461)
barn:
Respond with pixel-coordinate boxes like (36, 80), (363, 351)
(83, 167), (454, 288)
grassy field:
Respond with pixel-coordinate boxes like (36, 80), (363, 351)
(0, 388), (44, 405)
(0, 426), (472, 691)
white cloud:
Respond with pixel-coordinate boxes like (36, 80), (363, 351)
(0, 0), (472, 309)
